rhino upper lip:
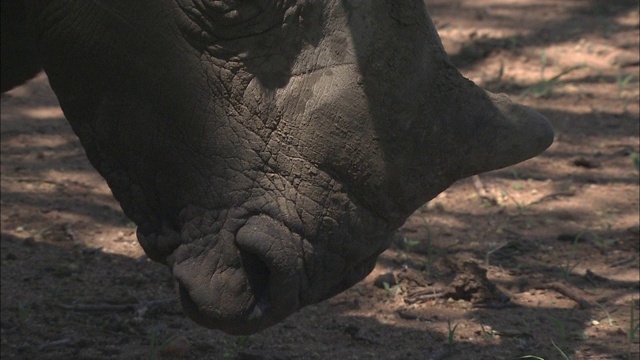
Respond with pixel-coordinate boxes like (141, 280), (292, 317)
(168, 212), (304, 334)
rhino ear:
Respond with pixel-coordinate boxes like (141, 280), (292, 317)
(457, 91), (554, 178)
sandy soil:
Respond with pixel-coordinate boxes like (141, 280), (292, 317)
(2, 1), (639, 359)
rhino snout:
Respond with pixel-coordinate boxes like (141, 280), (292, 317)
(173, 215), (302, 335)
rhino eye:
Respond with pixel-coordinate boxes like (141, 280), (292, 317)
(199, 0), (263, 26)
(180, 0), (291, 41)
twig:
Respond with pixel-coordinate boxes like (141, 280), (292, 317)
(485, 242), (509, 266)
(55, 303), (136, 312)
(54, 298), (176, 313)
(9, 178), (62, 186)
(404, 287), (445, 304)
(344, 325), (381, 345)
(471, 175), (497, 205)
(528, 191), (576, 206)
(63, 223), (79, 243)
(38, 338), (74, 351)
(426, 347), (453, 360)
(609, 257), (636, 268)
(8, 177), (92, 189)
(536, 282), (593, 309)
(494, 329), (533, 338)
(502, 228), (523, 237)
(473, 302), (518, 309)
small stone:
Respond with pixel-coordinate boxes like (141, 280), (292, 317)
(344, 324), (360, 336)
(611, 53), (640, 67)
(160, 335), (191, 358)
(22, 237), (36, 247)
(397, 310), (419, 320)
(67, 263), (80, 272)
(572, 157), (600, 169)
(373, 272), (396, 289)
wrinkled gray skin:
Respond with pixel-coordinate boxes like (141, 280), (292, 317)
(3, 0), (553, 334)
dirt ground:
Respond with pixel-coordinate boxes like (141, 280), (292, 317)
(1, 1), (639, 359)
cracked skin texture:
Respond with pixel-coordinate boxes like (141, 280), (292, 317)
(9, 0), (553, 334)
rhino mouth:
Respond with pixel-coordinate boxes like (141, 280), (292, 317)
(174, 253), (296, 334)
(175, 247), (282, 335)
(170, 215), (297, 334)
(169, 212), (388, 335)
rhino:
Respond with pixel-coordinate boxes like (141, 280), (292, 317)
(1, 0), (553, 334)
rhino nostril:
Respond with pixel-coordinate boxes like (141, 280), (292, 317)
(238, 247), (271, 310)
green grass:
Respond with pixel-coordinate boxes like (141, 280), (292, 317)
(517, 49), (586, 100)
(616, 72), (637, 112)
(479, 323), (497, 340)
(382, 282), (400, 298)
(447, 320), (459, 346)
(403, 217), (440, 274)
(628, 300), (639, 360)
(402, 237), (420, 252)
(518, 339), (571, 360)
(552, 317), (567, 342)
(421, 218), (434, 274)
(540, 48), (548, 79)
(147, 333), (184, 360)
(617, 72), (635, 97)
(551, 339), (571, 360)
(523, 301), (640, 360)
(630, 152), (639, 171)
(147, 331), (162, 360)
(485, 242), (508, 267)
(595, 302), (617, 326)
(518, 64), (586, 100)
(499, 189), (528, 214)
(557, 230), (584, 280)
(17, 302), (33, 328)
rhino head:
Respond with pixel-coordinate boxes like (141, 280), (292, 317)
(19, 0), (553, 334)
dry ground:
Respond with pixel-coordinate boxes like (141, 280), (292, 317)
(1, 0), (639, 359)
